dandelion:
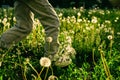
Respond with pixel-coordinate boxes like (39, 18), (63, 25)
(71, 16), (76, 19)
(117, 32), (120, 35)
(65, 46), (76, 59)
(17, 49), (21, 55)
(106, 10), (110, 14)
(83, 29), (86, 33)
(46, 37), (53, 43)
(86, 27), (91, 31)
(116, 17), (119, 20)
(77, 12), (81, 17)
(3, 18), (7, 23)
(91, 16), (98, 23)
(0, 19), (2, 23)
(73, 7), (76, 10)
(110, 30), (114, 34)
(99, 10), (105, 15)
(48, 75), (58, 80)
(65, 45), (73, 53)
(114, 19), (117, 22)
(13, 17), (16, 21)
(105, 20), (111, 24)
(69, 30), (75, 34)
(114, 16), (119, 22)
(107, 35), (113, 40)
(66, 18), (70, 23)
(0, 61), (2, 67)
(6, 22), (10, 27)
(100, 24), (105, 29)
(80, 7), (84, 12)
(104, 28), (109, 33)
(61, 18), (66, 22)
(90, 25), (94, 30)
(66, 36), (72, 44)
(77, 19), (82, 22)
(2, 18), (7, 25)
(42, 29), (45, 33)
(40, 57), (51, 67)
(58, 13), (63, 17)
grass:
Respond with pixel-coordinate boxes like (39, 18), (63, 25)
(0, 7), (120, 80)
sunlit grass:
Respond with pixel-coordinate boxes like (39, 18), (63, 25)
(0, 7), (120, 80)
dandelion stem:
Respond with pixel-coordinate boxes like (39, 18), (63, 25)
(28, 62), (39, 76)
(109, 40), (113, 58)
(39, 67), (44, 76)
(100, 50), (111, 80)
(44, 67), (49, 80)
(92, 48), (96, 65)
(50, 66), (54, 75)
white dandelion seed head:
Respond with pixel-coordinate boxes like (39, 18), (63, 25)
(46, 37), (53, 43)
(86, 27), (91, 31)
(105, 20), (111, 24)
(66, 36), (72, 44)
(0, 61), (2, 67)
(3, 18), (7, 23)
(107, 35), (113, 40)
(80, 7), (84, 11)
(91, 17), (98, 23)
(65, 46), (76, 58)
(13, 17), (16, 21)
(48, 75), (58, 80)
(117, 32), (120, 35)
(77, 12), (81, 17)
(6, 22), (10, 27)
(58, 13), (63, 17)
(0, 19), (2, 23)
(73, 7), (76, 10)
(65, 45), (73, 53)
(62, 18), (66, 22)
(116, 17), (119, 20)
(77, 19), (82, 22)
(40, 57), (51, 67)
(42, 29), (45, 33)
(71, 16), (76, 20)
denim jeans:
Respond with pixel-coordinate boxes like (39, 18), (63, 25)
(0, 0), (60, 55)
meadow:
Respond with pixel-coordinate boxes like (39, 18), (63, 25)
(0, 7), (120, 80)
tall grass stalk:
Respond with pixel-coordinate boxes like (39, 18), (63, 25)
(27, 62), (39, 77)
(44, 67), (49, 80)
(98, 42), (111, 80)
(17, 49), (27, 80)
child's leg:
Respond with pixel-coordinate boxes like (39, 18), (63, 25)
(0, 1), (33, 49)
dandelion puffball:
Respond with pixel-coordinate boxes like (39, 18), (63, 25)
(48, 75), (58, 80)
(40, 57), (51, 67)
(107, 35), (113, 40)
(46, 37), (53, 43)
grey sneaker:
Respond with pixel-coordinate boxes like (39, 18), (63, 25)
(62, 45), (76, 59)
(48, 54), (72, 67)
(48, 46), (76, 67)
(54, 54), (72, 67)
